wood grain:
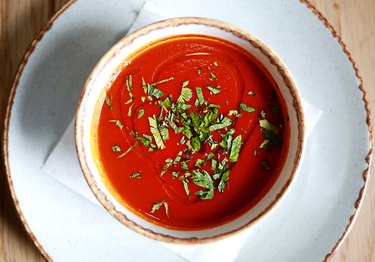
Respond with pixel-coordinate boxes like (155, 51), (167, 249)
(0, 0), (374, 261)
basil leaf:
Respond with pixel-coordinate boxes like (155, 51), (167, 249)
(259, 119), (279, 134)
(150, 200), (169, 217)
(137, 109), (144, 119)
(240, 103), (256, 113)
(147, 84), (164, 98)
(112, 145), (121, 152)
(218, 170), (230, 192)
(205, 85), (221, 94)
(105, 95), (113, 110)
(192, 170), (214, 190)
(229, 135), (242, 162)
(148, 116), (166, 149)
(177, 87), (193, 103)
(195, 87), (204, 106)
(195, 189), (214, 200)
(130, 172), (141, 179)
(209, 117), (232, 131)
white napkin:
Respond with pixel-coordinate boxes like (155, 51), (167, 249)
(42, 2), (322, 261)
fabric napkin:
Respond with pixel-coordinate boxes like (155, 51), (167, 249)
(42, 2), (322, 261)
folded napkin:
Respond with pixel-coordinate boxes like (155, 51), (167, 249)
(42, 2), (322, 261)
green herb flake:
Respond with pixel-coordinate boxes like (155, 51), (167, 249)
(192, 170), (214, 190)
(150, 77), (174, 87)
(117, 142), (137, 159)
(105, 95), (113, 110)
(150, 200), (169, 217)
(207, 152), (215, 160)
(148, 116), (166, 149)
(195, 189), (214, 200)
(209, 117), (232, 131)
(108, 120), (124, 130)
(112, 145), (121, 152)
(195, 159), (205, 167)
(205, 85), (221, 94)
(182, 80), (189, 88)
(259, 119), (279, 134)
(218, 170), (230, 192)
(172, 171), (179, 179)
(259, 139), (272, 149)
(177, 87), (193, 103)
(127, 104), (133, 117)
(248, 91), (256, 96)
(229, 135), (242, 162)
(130, 172), (141, 179)
(137, 109), (145, 119)
(240, 103), (256, 113)
(181, 161), (189, 170)
(197, 68), (201, 75)
(211, 158), (218, 171)
(179, 173), (190, 196)
(210, 71), (217, 79)
(195, 87), (204, 106)
(147, 84), (165, 99)
(262, 160), (270, 170)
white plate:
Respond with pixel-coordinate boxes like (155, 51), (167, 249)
(3, 0), (372, 261)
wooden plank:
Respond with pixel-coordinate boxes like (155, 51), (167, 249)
(0, 0), (373, 261)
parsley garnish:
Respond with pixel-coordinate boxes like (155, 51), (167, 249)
(150, 200), (169, 217)
(240, 103), (256, 113)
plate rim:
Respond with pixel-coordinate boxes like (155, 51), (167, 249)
(1, 0), (373, 261)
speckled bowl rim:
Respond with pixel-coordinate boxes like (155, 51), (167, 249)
(1, 0), (372, 260)
(75, 16), (305, 244)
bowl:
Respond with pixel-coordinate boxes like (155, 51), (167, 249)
(75, 17), (305, 244)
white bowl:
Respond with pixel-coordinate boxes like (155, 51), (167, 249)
(75, 17), (305, 244)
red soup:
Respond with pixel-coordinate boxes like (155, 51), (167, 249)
(97, 35), (290, 230)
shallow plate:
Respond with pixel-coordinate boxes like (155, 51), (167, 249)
(3, 0), (372, 261)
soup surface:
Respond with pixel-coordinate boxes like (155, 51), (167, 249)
(96, 35), (289, 230)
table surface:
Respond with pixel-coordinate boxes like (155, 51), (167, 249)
(1, 0), (374, 261)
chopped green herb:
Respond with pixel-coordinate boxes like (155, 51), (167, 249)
(209, 117), (232, 131)
(210, 71), (217, 79)
(181, 161), (189, 170)
(172, 171), (179, 178)
(195, 87), (204, 106)
(240, 103), (256, 113)
(195, 159), (205, 167)
(207, 152), (215, 160)
(179, 173), (190, 196)
(130, 172), (141, 179)
(262, 160), (270, 170)
(248, 91), (256, 96)
(147, 84), (164, 99)
(211, 158), (218, 171)
(112, 145), (121, 152)
(229, 135), (242, 162)
(137, 109), (144, 119)
(150, 77), (174, 87)
(205, 85), (221, 94)
(260, 110), (267, 118)
(125, 75), (134, 104)
(218, 170), (230, 192)
(117, 142), (137, 159)
(259, 119), (279, 134)
(108, 120), (124, 130)
(105, 95), (113, 110)
(150, 200), (169, 217)
(195, 189), (214, 200)
(148, 116), (166, 149)
(259, 139), (272, 149)
(192, 170), (214, 190)
(182, 80), (189, 88)
(177, 87), (193, 103)
(127, 104), (133, 117)
(197, 68), (201, 75)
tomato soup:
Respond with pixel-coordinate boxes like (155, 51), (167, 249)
(96, 35), (290, 230)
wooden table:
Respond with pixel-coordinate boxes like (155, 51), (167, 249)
(0, 0), (374, 261)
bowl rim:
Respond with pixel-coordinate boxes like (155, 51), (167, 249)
(75, 16), (305, 244)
